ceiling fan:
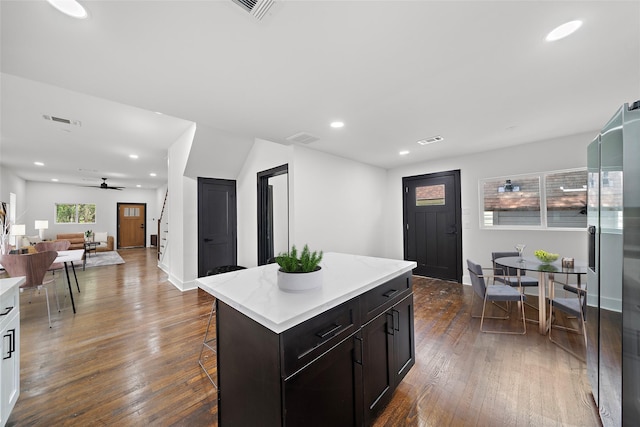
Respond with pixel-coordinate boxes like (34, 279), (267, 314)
(88, 178), (124, 190)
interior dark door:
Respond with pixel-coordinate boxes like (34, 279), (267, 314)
(403, 170), (462, 282)
(198, 178), (237, 277)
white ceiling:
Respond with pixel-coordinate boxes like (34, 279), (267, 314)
(1, 1), (639, 190)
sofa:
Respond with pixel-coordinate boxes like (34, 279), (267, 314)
(56, 232), (114, 252)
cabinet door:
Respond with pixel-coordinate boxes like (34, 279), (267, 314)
(1, 310), (19, 426)
(392, 294), (415, 384)
(284, 334), (363, 427)
(362, 311), (394, 425)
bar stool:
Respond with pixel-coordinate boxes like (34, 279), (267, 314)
(198, 265), (246, 389)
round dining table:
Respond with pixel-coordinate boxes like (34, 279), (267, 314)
(494, 256), (588, 334)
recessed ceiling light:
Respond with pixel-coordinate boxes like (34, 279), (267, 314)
(330, 121), (344, 128)
(51, 178), (59, 182)
(417, 135), (444, 145)
(136, 184), (141, 188)
(399, 150), (410, 156)
(150, 173), (157, 177)
(47, 0), (88, 19)
(129, 154), (139, 159)
(546, 20), (582, 42)
(34, 161), (45, 166)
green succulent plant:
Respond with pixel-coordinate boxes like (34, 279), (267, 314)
(276, 244), (323, 273)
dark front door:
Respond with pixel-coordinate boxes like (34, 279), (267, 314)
(198, 178), (237, 277)
(403, 170), (462, 282)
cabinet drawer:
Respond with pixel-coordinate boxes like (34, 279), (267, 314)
(362, 272), (412, 322)
(0, 285), (19, 327)
(281, 298), (360, 377)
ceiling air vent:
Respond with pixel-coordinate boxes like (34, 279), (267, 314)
(417, 135), (444, 145)
(43, 114), (81, 127)
(230, 0), (275, 21)
(286, 132), (320, 145)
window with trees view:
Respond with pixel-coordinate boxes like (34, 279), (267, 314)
(55, 203), (96, 224)
(481, 168), (587, 229)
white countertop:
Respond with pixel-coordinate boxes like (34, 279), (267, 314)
(196, 252), (416, 333)
(0, 277), (25, 296)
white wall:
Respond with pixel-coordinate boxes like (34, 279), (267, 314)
(184, 124), (254, 181)
(235, 139), (388, 267)
(236, 139), (293, 267)
(166, 123), (197, 290)
(0, 167), (27, 223)
(384, 131), (595, 283)
(291, 146), (387, 257)
(24, 181), (157, 245)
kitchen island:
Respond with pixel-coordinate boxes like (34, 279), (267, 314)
(197, 252), (417, 426)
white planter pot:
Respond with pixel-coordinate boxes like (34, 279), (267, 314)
(277, 267), (323, 292)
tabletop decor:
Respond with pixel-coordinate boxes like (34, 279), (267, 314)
(275, 244), (323, 292)
(534, 249), (559, 264)
(84, 229), (93, 242)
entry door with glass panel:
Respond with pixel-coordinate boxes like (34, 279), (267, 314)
(118, 203), (146, 248)
(403, 170), (462, 282)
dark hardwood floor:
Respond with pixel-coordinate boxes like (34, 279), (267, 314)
(5, 248), (601, 426)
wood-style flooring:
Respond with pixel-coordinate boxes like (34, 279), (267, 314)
(5, 248), (601, 426)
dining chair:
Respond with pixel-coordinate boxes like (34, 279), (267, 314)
(198, 265), (247, 389)
(548, 277), (587, 361)
(468, 259), (526, 334)
(35, 240), (71, 276)
(35, 239), (75, 307)
(0, 251), (58, 327)
(491, 251), (540, 321)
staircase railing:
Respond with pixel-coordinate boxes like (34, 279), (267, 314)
(158, 190), (168, 263)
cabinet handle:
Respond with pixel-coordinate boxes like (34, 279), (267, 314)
(383, 289), (398, 298)
(386, 312), (394, 335)
(316, 323), (342, 339)
(0, 306), (13, 316)
(392, 309), (400, 332)
(354, 336), (363, 365)
(3, 328), (15, 360)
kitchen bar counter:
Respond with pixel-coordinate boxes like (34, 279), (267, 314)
(196, 252), (416, 333)
(196, 252), (417, 426)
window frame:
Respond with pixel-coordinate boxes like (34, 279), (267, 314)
(479, 167), (587, 231)
(55, 203), (97, 225)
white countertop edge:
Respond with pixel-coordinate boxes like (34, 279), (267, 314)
(197, 254), (416, 334)
(0, 277), (26, 295)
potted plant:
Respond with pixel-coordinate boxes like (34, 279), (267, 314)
(275, 244), (323, 292)
(84, 229), (93, 242)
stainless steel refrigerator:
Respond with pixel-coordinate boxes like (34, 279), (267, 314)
(587, 100), (640, 427)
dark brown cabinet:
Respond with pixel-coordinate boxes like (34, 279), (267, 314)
(362, 293), (415, 425)
(284, 332), (363, 427)
(216, 272), (414, 426)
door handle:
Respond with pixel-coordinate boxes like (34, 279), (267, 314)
(316, 323), (342, 339)
(354, 336), (363, 365)
(386, 312), (395, 335)
(3, 329), (15, 360)
(383, 289), (398, 298)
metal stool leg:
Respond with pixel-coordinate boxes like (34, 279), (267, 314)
(198, 300), (217, 389)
